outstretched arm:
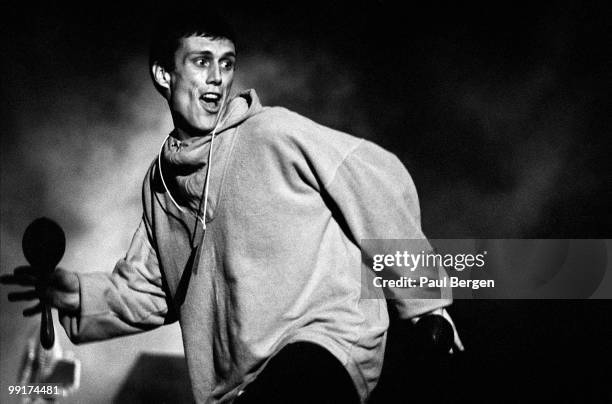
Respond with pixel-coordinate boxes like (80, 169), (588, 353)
(2, 218), (174, 344)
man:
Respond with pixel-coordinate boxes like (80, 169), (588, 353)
(2, 7), (462, 403)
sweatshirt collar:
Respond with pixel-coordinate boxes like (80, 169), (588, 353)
(163, 89), (261, 168)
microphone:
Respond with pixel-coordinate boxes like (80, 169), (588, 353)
(22, 217), (66, 349)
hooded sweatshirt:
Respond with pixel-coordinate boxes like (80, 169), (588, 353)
(61, 89), (451, 403)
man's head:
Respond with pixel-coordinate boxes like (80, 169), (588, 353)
(149, 8), (237, 138)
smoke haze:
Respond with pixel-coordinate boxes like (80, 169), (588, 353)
(1, 1), (610, 402)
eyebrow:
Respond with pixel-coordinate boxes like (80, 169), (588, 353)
(185, 51), (236, 58)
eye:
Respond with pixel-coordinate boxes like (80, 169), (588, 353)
(194, 57), (210, 67)
(220, 59), (235, 72)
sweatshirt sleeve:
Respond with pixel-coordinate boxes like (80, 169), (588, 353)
(60, 218), (174, 343)
(323, 139), (452, 319)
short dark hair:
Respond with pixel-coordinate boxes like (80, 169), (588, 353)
(149, 6), (236, 92)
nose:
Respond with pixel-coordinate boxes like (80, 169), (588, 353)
(206, 62), (222, 85)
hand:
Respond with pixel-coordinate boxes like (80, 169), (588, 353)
(411, 307), (465, 354)
(1, 266), (80, 316)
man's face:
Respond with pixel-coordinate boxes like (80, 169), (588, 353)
(166, 36), (236, 136)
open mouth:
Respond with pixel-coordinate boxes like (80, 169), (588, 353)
(200, 92), (222, 113)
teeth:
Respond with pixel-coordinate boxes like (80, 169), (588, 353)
(202, 93), (220, 102)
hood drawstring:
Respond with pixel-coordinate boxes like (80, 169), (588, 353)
(157, 91), (230, 231)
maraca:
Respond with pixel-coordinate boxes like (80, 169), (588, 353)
(22, 217), (66, 349)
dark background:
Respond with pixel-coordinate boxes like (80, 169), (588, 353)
(1, 1), (611, 402)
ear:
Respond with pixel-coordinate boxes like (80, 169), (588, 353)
(152, 63), (172, 97)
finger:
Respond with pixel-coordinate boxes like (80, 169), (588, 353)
(441, 308), (465, 352)
(23, 303), (42, 317)
(8, 289), (39, 302)
(14, 266), (37, 277)
(0, 274), (37, 286)
(449, 316), (465, 352)
(454, 333), (465, 352)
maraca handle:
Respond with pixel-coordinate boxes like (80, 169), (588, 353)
(40, 303), (55, 349)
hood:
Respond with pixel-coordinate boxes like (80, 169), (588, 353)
(158, 89), (263, 212)
(162, 89), (262, 168)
